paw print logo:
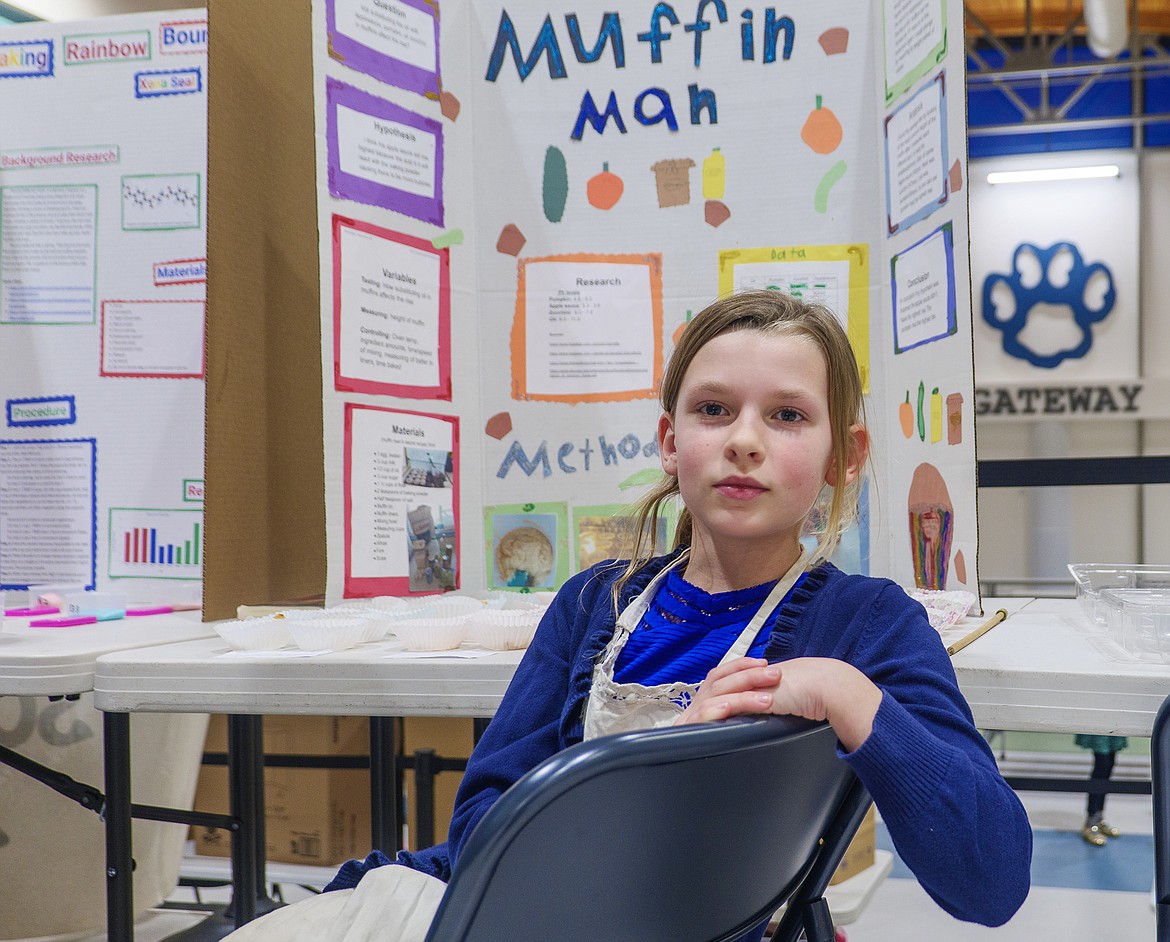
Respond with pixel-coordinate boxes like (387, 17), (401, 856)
(981, 242), (1115, 368)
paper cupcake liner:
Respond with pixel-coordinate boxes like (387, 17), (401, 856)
(330, 600), (373, 614)
(357, 616), (393, 644)
(272, 608), (333, 621)
(414, 596), (485, 620)
(287, 618), (369, 651)
(465, 610), (541, 650)
(391, 617), (469, 651)
(370, 595), (411, 611)
(906, 588), (977, 630)
(215, 617), (290, 652)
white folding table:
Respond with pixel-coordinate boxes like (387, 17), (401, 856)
(93, 600), (1170, 942)
(0, 611), (217, 939)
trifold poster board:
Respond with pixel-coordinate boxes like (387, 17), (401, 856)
(0, 10), (207, 602)
(205, 0), (977, 617)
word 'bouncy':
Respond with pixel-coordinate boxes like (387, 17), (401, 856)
(485, 4), (796, 140)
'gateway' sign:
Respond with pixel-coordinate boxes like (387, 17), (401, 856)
(975, 379), (1170, 420)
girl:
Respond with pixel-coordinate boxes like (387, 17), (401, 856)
(229, 290), (1031, 941)
(1076, 733), (1127, 845)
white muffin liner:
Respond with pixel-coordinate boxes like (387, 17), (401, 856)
(465, 610), (541, 650)
(215, 617), (290, 652)
(271, 608), (331, 621)
(391, 616), (469, 651)
(906, 588), (978, 630)
(356, 616), (393, 644)
(330, 599), (372, 614)
(370, 595), (411, 611)
(420, 597), (485, 619)
(287, 618), (370, 651)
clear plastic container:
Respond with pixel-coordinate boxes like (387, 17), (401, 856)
(1099, 587), (1170, 662)
(1067, 563), (1170, 628)
(28, 583), (88, 609)
(63, 590), (127, 619)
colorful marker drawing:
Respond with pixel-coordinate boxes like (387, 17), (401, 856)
(908, 463), (953, 590)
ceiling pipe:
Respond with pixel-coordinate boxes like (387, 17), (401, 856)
(1083, 0), (1129, 58)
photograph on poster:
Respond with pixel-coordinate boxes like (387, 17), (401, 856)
(326, 77), (444, 226)
(891, 221), (956, 353)
(717, 245), (871, 393)
(100, 299), (206, 378)
(401, 446), (452, 488)
(0, 438), (96, 590)
(0, 184), (97, 324)
(404, 501), (456, 592)
(333, 215), (450, 399)
(484, 502), (569, 591)
(326, 0), (440, 97)
(884, 71), (948, 234)
(572, 503), (669, 572)
(511, 253), (663, 403)
(882, 0), (946, 103)
(344, 403), (458, 596)
(488, 511), (559, 590)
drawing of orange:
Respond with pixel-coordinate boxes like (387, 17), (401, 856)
(800, 95), (843, 155)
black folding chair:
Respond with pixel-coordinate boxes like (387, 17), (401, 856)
(423, 715), (873, 942)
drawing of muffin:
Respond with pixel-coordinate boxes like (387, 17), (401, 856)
(495, 524), (554, 588)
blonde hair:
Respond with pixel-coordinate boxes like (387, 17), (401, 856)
(611, 290), (869, 606)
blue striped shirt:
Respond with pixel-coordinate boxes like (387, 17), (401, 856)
(612, 567), (805, 685)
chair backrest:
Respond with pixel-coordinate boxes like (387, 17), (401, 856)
(424, 715), (868, 942)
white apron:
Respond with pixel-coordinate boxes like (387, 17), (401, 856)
(583, 549), (809, 740)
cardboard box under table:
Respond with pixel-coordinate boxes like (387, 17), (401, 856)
(192, 715), (371, 867)
(191, 715), (476, 866)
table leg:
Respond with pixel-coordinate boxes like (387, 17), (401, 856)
(227, 715), (261, 928)
(1153, 695), (1170, 942)
(370, 716), (399, 852)
(104, 712), (134, 942)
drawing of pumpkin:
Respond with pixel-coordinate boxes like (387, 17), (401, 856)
(800, 95), (843, 154)
(587, 162), (623, 209)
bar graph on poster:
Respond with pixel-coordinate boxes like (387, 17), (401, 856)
(108, 507), (202, 580)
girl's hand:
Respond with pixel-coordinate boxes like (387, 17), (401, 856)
(676, 657), (780, 726)
(675, 656), (882, 753)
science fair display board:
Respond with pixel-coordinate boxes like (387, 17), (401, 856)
(0, 10), (207, 602)
(202, 0), (978, 616)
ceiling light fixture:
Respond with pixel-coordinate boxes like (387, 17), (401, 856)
(986, 165), (1121, 185)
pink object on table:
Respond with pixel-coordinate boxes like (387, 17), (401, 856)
(4, 605), (60, 617)
(126, 606), (174, 616)
(30, 615), (98, 627)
